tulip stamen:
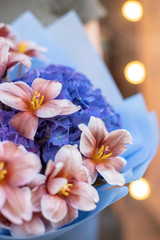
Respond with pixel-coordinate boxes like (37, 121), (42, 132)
(0, 162), (7, 181)
(17, 42), (28, 53)
(93, 145), (112, 164)
(59, 183), (73, 197)
(30, 91), (44, 111)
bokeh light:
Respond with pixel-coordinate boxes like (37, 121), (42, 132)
(124, 61), (146, 84)
(122, 1), (143, 22)
(129, 178), (151, 200)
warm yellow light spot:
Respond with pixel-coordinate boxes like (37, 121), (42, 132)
(0, 162), (7, 181)
(17, 42), (29, 53)
(124, 61), (146, 84)
(92, 145), (112, 164)
(30, 91), (44, 111)
(129, 178), (151, 200)
(59, 184), (73, 197)
(122, 1), (143, 22)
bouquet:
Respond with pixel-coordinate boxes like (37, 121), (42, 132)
(0, 11), (159, 240)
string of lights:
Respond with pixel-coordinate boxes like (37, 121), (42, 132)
(122, 1), (151, 200)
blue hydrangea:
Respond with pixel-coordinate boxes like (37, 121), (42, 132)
(13, 64), (121, 163)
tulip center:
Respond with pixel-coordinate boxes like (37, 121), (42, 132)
(30, 91), (44, 111)
(0, 162), (7, 182)
(59, 183), (73, 197)
(17, 42), (28, 53)
(93, 145), (112, 164)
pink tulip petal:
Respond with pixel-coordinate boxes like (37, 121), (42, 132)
(2, 141), (27, 162)
(96, 164), (125, 186)
(67, 183), (98, 211)
(41, 194), (67, 223)
(0, 213), (10, 229)
(45, 159), (55, 177)
(103, 129), (132, 157)
(35, 100), (61, 118)
(52, 206), (78, 230)
(79, 123), (96, 158)
(107, 156), (127, 172)
(32, 184), (47, 212)
(0, 37), (9, 78)
(11, 214), (45, 237)
(82, 158), (98, 184)
(55, 145), (82, 180)
(10, 111), (39, 140)
(0, 141), (4, 161)
(8, 52), (31, 69)
(27, 174), (46, 190)
(88, 116), (109, 147)
(1, 185), (32, 224)
(31, 78), (62, 102)
(14, 81), (32, 99)
(71, 182), (99, 203)
(47, 177), (68, 195)
(74, 165), (91, 184)
(45, 160), (63, 178)
(53, 99), (81, 115)
(0, 185), (6, 209)
(0, 82), (30, 110)
(6, 151), (41, 186)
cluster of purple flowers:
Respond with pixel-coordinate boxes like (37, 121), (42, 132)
(5, 64), (121, 163)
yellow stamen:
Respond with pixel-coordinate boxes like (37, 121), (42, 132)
(92, 145), (112, 164)
(59, 184), (73, 197)
(30, 91), (44, 111)
(17, 42), (28, 53)
(0, 162), (7, 182)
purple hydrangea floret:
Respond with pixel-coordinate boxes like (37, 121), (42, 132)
(13, 64), (121, 163)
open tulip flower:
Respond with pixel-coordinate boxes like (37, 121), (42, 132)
(0, 37), (31, 78)
(0, 78), (81, 139)
(16, 40), (47, 57)
(0, 141), (41, 225)
(79, 116), (132, 186)
(32, 145), (99, 230)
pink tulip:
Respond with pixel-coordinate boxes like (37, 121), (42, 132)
(16, 40), (47, 57)
(0, 78), (81, 139)
(10, 214), (46, 237)
(32, 145), (99, 229)
(0, 23), (16, 49)
(0, 37), (31, 78)
(0, 23), (15, 40)
(0, 38), (9, 78)
(0, 212), (47, 237)
(78, 116), (132, 186)
(0, 141), (41, 225)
